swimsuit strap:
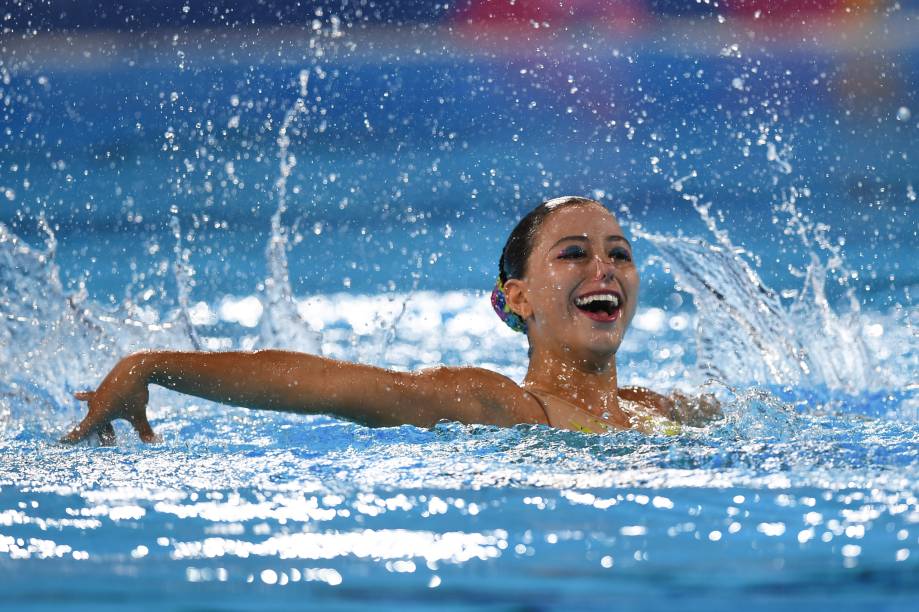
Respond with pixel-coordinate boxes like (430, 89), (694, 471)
(525, 387), (629, 430)
(525, 387), (607, 428)
(523, 389), (553, 427)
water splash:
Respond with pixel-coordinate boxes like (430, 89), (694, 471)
(638, 188), (883, 392)
(170, 215), (202, 351)
(0, 66), (341, 432)
(0, 219), (194, 424)
(258, 69), (321, 353)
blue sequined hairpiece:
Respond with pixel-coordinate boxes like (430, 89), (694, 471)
(490, 276), (528, 333)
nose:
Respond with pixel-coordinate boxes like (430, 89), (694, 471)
(592, 253), (616, 281)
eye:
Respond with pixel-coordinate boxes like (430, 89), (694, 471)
(558, 246), (586, 260)
(610, 247), (632, 262)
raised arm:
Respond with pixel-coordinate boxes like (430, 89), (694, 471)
(62, 350), (547, 444)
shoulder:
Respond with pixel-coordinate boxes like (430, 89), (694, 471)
(414, 366), (549, 426)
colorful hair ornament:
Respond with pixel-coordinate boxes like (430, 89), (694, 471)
(491, 276), (528, 333)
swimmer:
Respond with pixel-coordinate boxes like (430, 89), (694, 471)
(62, 196), (719, 444)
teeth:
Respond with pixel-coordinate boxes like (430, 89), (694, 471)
(575, 293), (620, 307)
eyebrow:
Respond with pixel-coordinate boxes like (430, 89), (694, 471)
(550, 235), (632, 250)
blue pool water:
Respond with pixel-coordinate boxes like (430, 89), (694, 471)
(2, 5), (918, 610)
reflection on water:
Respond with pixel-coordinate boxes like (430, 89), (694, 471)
(1, 412), (917, 603)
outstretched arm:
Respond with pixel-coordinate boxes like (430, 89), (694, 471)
(62, 350), (547, 443)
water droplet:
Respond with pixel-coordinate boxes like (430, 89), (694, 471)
(896, 106), (911, 121)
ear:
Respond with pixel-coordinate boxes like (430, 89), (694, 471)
(502, 278), (533, 321)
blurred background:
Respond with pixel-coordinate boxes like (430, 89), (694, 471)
(1, 0), (917, 309)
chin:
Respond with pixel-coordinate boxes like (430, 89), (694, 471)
(579, 329), (625, 359)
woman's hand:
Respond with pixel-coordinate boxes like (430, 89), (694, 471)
(61, 354), (160, 444)
(669, 391), (722, 426)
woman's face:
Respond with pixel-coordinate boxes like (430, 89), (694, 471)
(507, 203), (639, 363)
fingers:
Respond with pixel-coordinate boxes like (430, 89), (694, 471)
(130, 413), (160, 444)
(63, 390), (160, 445)
(61, 419), (159, 445)
(60, 412), (96, 443)
(62, 392), (98, 443)
(98, 423), (117, 446)
(59, 427), (84, 444)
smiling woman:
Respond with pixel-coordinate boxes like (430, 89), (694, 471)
(498, 197), (648, 431)
(62, 196), (718, 444)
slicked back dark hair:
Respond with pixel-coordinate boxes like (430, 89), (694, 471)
(499, 196), (603, 283)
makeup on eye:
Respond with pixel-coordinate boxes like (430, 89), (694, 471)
(557, 245), (587, 259)
(610, 247), (632, 262)
(554, 242), (633, 262)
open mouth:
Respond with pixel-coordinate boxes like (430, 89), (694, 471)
(574, 291), (622, 322)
